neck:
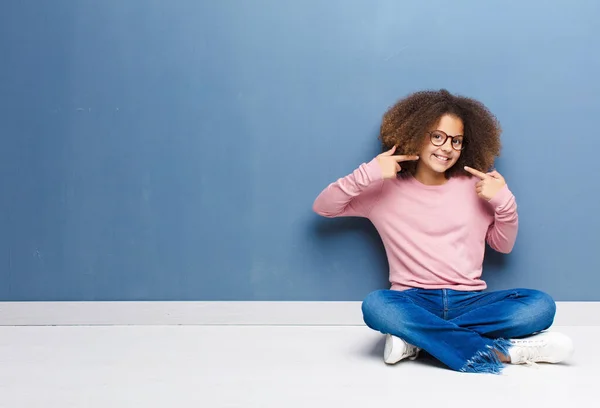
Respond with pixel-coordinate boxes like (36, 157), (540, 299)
(414, 164), (448, 186)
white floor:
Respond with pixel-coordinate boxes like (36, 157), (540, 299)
(0, 325), (595, 408)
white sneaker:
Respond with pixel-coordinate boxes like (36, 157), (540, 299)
(508, 331), (573, 366)
(383, 334), (420, 365)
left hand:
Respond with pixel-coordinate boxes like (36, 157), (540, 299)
(464, 166), (506, 201)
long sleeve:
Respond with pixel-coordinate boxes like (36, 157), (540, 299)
(312, 158), (384, 218)
(485, 185), (519, 253)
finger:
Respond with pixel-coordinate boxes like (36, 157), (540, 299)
(395, 163), (401, 173)
(476, 187), (482, 193)
(464, 166), (488, 180)
(382, 145), (397, 156)
(476, 181), (484, 188)
(490, 172), (505, 182)
(393, 155), (420, 162)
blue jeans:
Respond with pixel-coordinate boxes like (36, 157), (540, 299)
(361, 288), (556, 373)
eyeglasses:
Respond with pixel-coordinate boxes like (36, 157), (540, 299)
(427, 130), (466, 151)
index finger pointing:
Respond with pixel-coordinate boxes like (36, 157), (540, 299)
(464, 166), (488, 179)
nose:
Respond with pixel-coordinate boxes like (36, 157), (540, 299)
(441, 138), (453, 152)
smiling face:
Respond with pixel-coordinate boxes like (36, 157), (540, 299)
(414, 114), (464, 185)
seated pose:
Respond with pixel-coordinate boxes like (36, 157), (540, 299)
(313, 89), (573, 373)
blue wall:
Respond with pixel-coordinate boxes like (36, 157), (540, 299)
(1, 1), (599, 301)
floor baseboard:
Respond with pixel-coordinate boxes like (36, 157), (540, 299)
(0, 301), (598, 326)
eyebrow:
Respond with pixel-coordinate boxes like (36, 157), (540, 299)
(434, 130), (464, 137)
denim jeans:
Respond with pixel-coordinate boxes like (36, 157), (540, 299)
(361, 288), (556, 373)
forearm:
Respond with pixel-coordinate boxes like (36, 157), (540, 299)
(486, 185), (518, 253)
(312, 158), (383, 218)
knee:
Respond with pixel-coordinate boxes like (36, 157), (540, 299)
(361, 289), (409, 333)
(530, 290), (557, 329)
(361, 290), (387, 328)
(512, 289), (556, 333)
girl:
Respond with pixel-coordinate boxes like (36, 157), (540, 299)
(312, 89), (573, 374)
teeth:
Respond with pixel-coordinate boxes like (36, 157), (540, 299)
(434, 154), (449, 161)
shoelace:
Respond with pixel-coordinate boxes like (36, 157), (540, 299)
(512, 342), (548, 368)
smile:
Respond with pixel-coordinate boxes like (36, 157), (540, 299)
(433, 154), (450, 162)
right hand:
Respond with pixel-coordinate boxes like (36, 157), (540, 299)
(376, 145), (419, 179)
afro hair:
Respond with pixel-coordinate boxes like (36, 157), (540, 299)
(379, 89), (502, 178)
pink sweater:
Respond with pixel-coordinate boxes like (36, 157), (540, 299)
(313, 158), (518, 291)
